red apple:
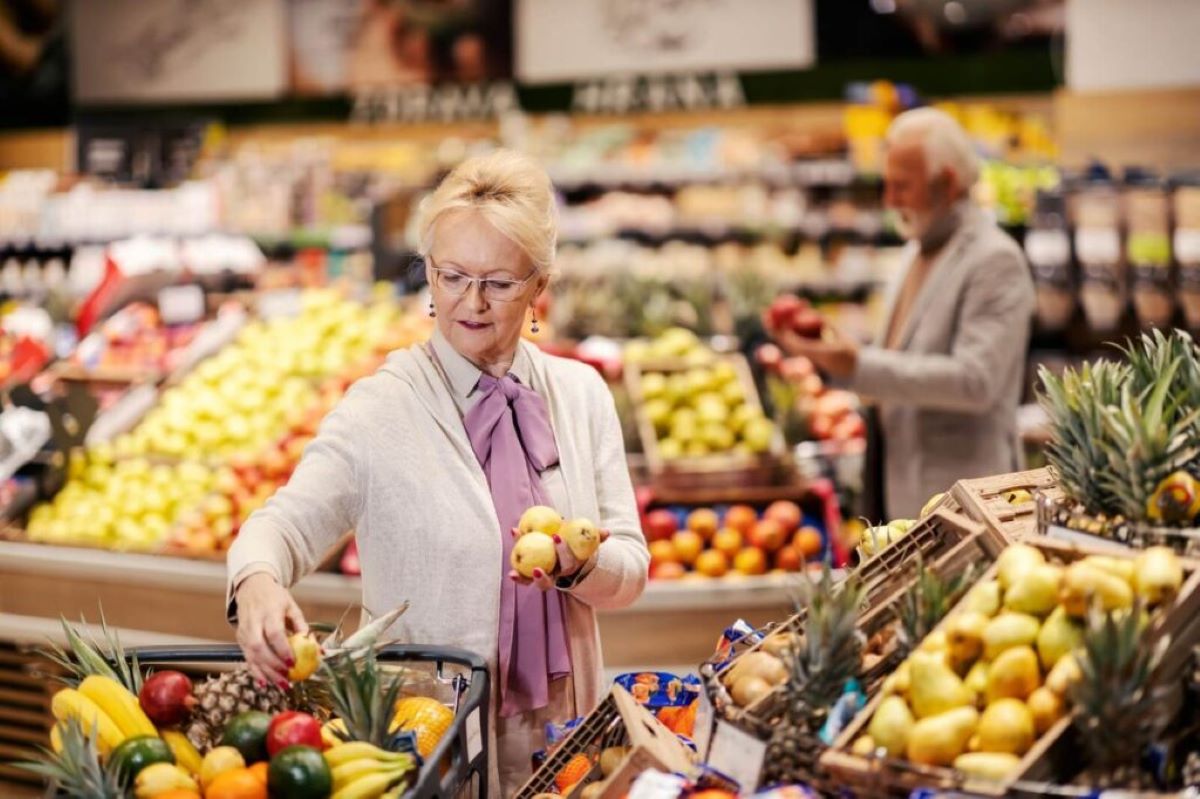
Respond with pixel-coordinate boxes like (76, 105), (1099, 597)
(139, 671), (195, 726)
(775, 546), (803, 572)
(266, 711), (324, 756)
(767, 295), (806, 330)
(791, 307), (824, 339)
(643, 509), (679, 542)
(780, 357), (815, 383)
(764, 501), (802, 535)
(748, 519), (787, 552)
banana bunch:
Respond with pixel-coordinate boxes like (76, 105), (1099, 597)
(50, 675), (157, 754)
(325, 741), (417, 799)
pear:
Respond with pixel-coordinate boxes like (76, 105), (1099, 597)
(868, 696), (916, 758)
(560, 518), (601, 562)
(965, 660), (990, 696)
(976, 698), (1035, 755)
(1004, 564), (1063, 616)
(906, 707), (979, 766)
(727, 651), (788, 687)
(946, 612), (989, 670)
(910, 651), (976, 719)
(1036, 606), (1084, 670)
(518, 505), (563, 536)
(1080, 555), (1135, 585)
(1027, 687), (1066, 735)
(1133, 547), (1184, 606)
(962, 580), (1002, 617)
(986, 646), (1040, 703)
(882, 659), (911, 697)
(511, 531), (558, 578)
(1045, 654), (1082, 696)
(953, 752), (1022, 782)
(919, 630), (949, 653)
(730, 674), (772, 707)
(599, 747), (628, 778)
(761, 631), (803, 659)
(982, 613), (1041, 660)
(920, 492), (947, 517)
(851, 736), (877, 757)
(580, 783), (606, 799)
(1060, 562), (1133, 617)
(997, 544), (1046, 590)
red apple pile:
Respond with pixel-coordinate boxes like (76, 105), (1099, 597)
(766, 294), (824, 339)
(641, 501), (826, 581)
(756, 345), (866, 446)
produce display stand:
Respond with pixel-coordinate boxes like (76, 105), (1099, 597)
(1037, 491), (1200, 557)
(952, 467), (1063, 546)
(820, 538), (1200, 797)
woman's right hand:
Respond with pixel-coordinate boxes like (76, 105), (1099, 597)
(234, 573), (309, 689)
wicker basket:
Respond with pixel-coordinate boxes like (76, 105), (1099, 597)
(820, 539), (1200, 798)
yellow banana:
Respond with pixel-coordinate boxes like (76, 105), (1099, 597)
(134, 763), (198, 798)
(78, 676), (157, 739)
(324, 741), (403, 767)
(51, 688), (124, 751)
(332, 759), (396, 791)
(332, 769), (405, 799)
(161, 730), (203, 775)
(49, 724), (63, 754)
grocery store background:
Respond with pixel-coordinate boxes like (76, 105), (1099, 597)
(0, 0), (1198, 776)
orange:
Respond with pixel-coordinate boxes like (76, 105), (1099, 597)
(392, 696), (455, 759)
(206, 768), (267, 799)
(248, 761), (269, 784)
(555, 753), (593, 792)
(794, 527), (823, 559)
(151, 792), (202, 799)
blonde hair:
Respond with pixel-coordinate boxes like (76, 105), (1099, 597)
(887, 107), (981, 191)
(417, 149), (558, 274)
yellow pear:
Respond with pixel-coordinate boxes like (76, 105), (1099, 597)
(1027, 687), (1066, 735)
(906, 707), (979, 766)
(1133, 547), (1184, 606)
(560, 517), (601, 562)
(910, 651), (976, 719)
(953, 752), (1022, 782)
(982, 613), (1041, 660)
(511, 532), (558, 578)
(517, 505), (563, 536)
(727, 651), (788, 687)
(946, 612), (990, 670)
(851, 736), (877, 757)
(919, 630), (949, 653)
(1080, 555), (1135, 585)
(962, 580), (1002, 617)
(730, 674), (773, 707)
(1045, 654), (1082, 696)
(1004, 564), (1063, 616)
(868, 696), (916, 757)
(1060, 562), (1133, 617)
(976, 698), (1035, 755)
(882, 659), (911, 697)
(986, 646), (1041, 703)
(599, 747), (629, 778)
(965, 660), (990, 696)
(761, 631), (802, 659)
(997, 544), (1046, 590)
(1036, 606), (1084, 670)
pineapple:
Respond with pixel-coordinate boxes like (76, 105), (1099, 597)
(15, 717), (123, 798)
(40, 615), (144, 692)
(185, 669), (291, 752)
(1069, 601), (1172, 788)
(896, 560), (977, 656)
(761, 566), (866, 786)
(319, 648), (408, 750)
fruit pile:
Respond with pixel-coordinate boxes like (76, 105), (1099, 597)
(756, 341), (865, 446)
(510, 506), (601, 578)
(642, 501), (824, 580)
(69, 303), (201, 377)
(846, 544), (1185, 782)
(622, 327), (716, 368)
(25, 618), (452, 799)
(531, 745), (631, 799)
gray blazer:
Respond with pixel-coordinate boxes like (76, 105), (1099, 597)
(851, 204), (1035, 518)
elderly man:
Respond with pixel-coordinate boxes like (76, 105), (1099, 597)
(768, 108), (1034, 518)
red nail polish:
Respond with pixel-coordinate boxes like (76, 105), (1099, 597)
(257, 679), (266, 688)
(552, 535), (562, 544)
(278, 680), (289, 690)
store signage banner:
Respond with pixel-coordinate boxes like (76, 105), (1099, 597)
(516, 0), (815, 84)
(71, 0), (287, 103)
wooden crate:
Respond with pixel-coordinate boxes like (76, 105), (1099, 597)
(0, 643), (60, 794)
(513, 685), (695, 799)
(1038, 492), (1200, 558)
(952, 467), (1063, 546)
(709, 510), (999, 725)
(820, 539), (1200, 798)
(625, 354), (792, 492)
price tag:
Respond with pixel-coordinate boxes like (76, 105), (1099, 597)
(1025, 229), (1071, 267)
(1176, 229), (1200, 264)
(706, 719), (766, 793)
(1075, 228), (1121, 265)
(465, 708), (483, 761)
(257, 288), (303, 320)
(157, 284), (206, 325)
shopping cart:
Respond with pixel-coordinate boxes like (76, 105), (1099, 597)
(124, 644), (489, 799)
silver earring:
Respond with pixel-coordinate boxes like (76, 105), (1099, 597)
(428, 302), (436, 318)
(530, 314), (540, 334)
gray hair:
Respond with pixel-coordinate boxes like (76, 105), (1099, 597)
(886, 107), (981, 191)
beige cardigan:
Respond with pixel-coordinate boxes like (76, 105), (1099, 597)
(225, 337), (650, 793)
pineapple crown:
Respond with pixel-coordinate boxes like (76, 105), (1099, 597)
(39, 613), (143, 693)
(1070, 600), (1172, 776)
(14, 716), (123, 798)
(785, 563), (867, 714)
(319, 648), (409, 752)
(896, 558), (977, 655)
(1039, 329), (1200, 523)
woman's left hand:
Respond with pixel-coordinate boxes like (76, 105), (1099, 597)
(509, 528), (611, 591)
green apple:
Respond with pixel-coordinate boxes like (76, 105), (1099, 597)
(658, 438), (685, 460)
(702, 424), (736, 451)
(741, 417), (775, 454)
(641, 373), (668, 401)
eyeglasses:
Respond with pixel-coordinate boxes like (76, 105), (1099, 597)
(428, 260), (538, 303)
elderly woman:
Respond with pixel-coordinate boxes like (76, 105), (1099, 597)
(226, 149), (650, 794)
